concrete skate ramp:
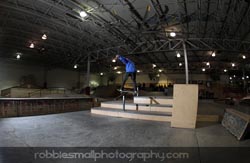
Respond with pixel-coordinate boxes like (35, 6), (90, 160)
(93, 85), (120, 98)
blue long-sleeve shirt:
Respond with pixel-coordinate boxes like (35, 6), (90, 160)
(118, 55), (136, 72)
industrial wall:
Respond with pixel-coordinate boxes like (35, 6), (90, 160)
(0, 61), (229, 92)
(114, 73), (229, 85)
(0, 61), (86, 91)
(0, 61), (44, 91)
(0, 61), (109, 92)
(46, 69), (79, 89)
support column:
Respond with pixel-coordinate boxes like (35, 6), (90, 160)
(182, 40), (189, 84)
(77, 70), (81, 89)
(243, 68), (246, 93)
(86, 54), (90, 87)
(43, 67), (48, 89)
(83, 54), (91, 95)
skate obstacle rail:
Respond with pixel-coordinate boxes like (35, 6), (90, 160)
(91, 84), (200, 128)
(117, 90), (138, 111)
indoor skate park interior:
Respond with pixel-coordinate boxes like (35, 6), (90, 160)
(0, 0), (250, 162)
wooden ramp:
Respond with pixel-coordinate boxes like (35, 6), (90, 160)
(91, 107), (172, 122)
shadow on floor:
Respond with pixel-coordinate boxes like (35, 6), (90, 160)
(196, 122), (220, 128)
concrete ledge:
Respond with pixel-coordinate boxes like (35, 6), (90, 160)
(134, 96), (173, 105)
(91, 107), (172, 122)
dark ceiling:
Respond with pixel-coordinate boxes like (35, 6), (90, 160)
(0, 0), (250, 74)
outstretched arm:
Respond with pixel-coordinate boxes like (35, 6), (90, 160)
(113, 55), (128, 64)
(113, 55), (119, 60)
(118, 55), (128, 64)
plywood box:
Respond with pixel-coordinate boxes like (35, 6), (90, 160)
(171, 84), (198, 129)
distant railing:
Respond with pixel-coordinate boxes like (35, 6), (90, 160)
(28, 88), (67, 97)
(1, 88), (11, 97)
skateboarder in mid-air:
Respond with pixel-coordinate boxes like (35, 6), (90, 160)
(113, 55), (137, 94)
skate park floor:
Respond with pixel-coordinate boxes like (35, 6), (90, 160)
(0, 100), (249, 147)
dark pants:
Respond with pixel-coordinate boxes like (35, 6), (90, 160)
(121, 72), (137, 91)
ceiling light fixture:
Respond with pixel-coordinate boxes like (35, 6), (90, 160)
(202, 68), (206, 72)
(229, 77), (232, 80)
(16, 54), (21, 59)
(117, 71), (122, 74)
(114, 66), (117, 70)
(169, 32), (176, 37)
(246, 76), (249, 79)
(152, 64), (156, 68)
(242, 55), (246, 59)
(159, 69), (162, 72)
(231, 63), (235, 67)
(224, 69), (227, 72)
(112, 59), (116, 63)
(242, 77), (245, 80)
(176, 52), (181, 58)
(74, 64), (78, 69)
(212, 52), (216, 57)
(29, 43), (34, 48)
(42, 34), (47, 40)
(80, 11), (87, 18)
(179, 63), (182, 66)
(206, 62), (210, 66)
(100, 72), (103, 76)
(137, 70), (141, 73)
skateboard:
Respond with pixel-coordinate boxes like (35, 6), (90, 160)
(117, 89), (137, 94)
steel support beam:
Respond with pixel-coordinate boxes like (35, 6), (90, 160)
(84, 38), (250, 62)
(182, 40), (189, 84)
(86, 54), (91, 87)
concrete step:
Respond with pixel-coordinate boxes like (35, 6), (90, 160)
(91, 107), (172, 122)
(101, 101), (172, 113)
(134, 96), (173, 105)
